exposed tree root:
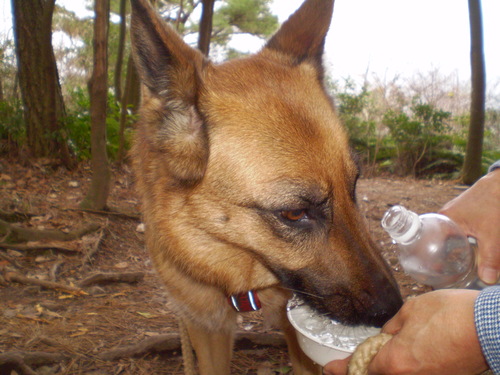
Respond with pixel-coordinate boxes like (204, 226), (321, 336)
(65, 207), (140, 220)
(0, 352), (67, 375)
(98, 331), (286, 361)
(0, 251), (22, 268)
(3, 271), (87, 296)
(78, 271), (145, 287)
(0, 241), (81, 254)
(0, 209), (33, 223)
(0, 333), (286, 372)
(98, 333), (181, 361)
(80, 228), (105, 267)
(0, 219), (100, 244)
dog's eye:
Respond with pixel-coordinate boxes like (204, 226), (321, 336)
(281, 209), (307, 222)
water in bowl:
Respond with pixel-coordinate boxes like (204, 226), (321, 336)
(287, 295), (380, 351)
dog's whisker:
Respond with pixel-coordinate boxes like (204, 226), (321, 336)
(278, 286), (324, 299)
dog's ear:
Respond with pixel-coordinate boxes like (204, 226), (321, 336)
(130, 0), (208, 185)
(265, 0), (334, 78)
(130, 0), (205, 98)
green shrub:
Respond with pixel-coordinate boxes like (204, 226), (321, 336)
(0, 98), (25, 156)
(65, 88), (132, 160)
(383, 103), (455, 177)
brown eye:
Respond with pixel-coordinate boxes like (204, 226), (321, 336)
(281, 209), (307, 221)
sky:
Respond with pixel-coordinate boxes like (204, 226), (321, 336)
(1, 0), (499, 88)
(272, 0), (500, 86)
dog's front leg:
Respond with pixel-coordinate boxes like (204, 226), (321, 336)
(282, 319), (322, 375)
(183, 318), (235, 375)
(260, 288), (322, 375)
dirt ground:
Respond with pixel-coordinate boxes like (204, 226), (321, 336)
(0, 159), (467, 374)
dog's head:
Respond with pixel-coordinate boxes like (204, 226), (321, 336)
(130, 0), (402, 327)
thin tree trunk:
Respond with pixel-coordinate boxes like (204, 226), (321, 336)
(11, 0), (75, 169)
(0, 74), (4, 102)
(198, 0), (215, 56)
(462, 0), (485, 185)
(117, 55), (141, 163)
(80, 0), (111, 210)
(11, 72), (19, 99)
(114, 0), (127, 102)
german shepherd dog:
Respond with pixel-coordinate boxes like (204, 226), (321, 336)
(130, 0), (403, 373)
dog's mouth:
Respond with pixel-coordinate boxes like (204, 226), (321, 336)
(275, 267), (402, 328)
(294, 289), (393, 328)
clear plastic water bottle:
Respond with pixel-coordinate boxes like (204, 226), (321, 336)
(381, 205), (485, 289)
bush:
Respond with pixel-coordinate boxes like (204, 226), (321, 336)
(65, 88), (132, 160)
(382, 103), (456, 177)
(0, 98), (25, 156)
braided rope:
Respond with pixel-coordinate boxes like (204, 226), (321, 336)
(347, 333), (392, 375)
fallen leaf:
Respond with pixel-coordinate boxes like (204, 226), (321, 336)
(58, 294), (75, 300)
(17, 314), (50, 324)
(111, 292), (127, 298)
(70, 328), (89, 337)
(137, 311), (156, 319)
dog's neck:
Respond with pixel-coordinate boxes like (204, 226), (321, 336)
(228, 291), (261, 312)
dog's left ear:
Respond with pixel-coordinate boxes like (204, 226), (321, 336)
(265, 0), (334, 79)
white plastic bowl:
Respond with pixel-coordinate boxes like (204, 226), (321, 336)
(286, 296), (380, 366)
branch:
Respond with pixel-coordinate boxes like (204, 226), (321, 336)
(0, 219), (100, 244)
(98, 333), (180, 361)
(78, 271), (145, 287)
(81, 228), (105, 267)
(4, 271), (87, 296)
(98, 331), (286, 361)
(64, 208), (140, 220)
(0, 209), (32, 223)
(0, 241), (80, 254)
(0, 352), (67, 375)
(0, 353), (37, 375)
(0, 251), (22, 268)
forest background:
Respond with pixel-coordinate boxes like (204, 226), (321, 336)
(0, 0), (499, 208)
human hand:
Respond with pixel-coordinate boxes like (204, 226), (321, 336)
(323, 289), (488, 375)
(438, 169), (500, 284)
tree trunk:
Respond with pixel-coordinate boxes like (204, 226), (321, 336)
(462, 0), (485, 185)
(80, 0), (111, 210)
(0, 74), (4, 102)
(11, 0), (75, 169)
(114, 0), (127, 102)
(198, 0), (215, 56)
(117, 55), (140, 163)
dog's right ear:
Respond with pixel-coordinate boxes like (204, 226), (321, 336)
(130, 0), (208, 185)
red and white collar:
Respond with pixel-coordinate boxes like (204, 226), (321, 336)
(228, 290), (261, 312)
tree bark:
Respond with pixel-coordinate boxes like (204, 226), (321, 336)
(114, 0), (127, 102)
(0, 70), (4, 102)
(117, 55), (140, 163)
(462, 0), (485, 185)
(198, 0), (215, 56)
(80, 0), (111, 210)
(11, 0), (75, 169)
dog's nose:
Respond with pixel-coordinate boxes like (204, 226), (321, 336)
(356, 282), (403, 328)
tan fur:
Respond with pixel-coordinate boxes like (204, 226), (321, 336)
(130, 0), (402, 374)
